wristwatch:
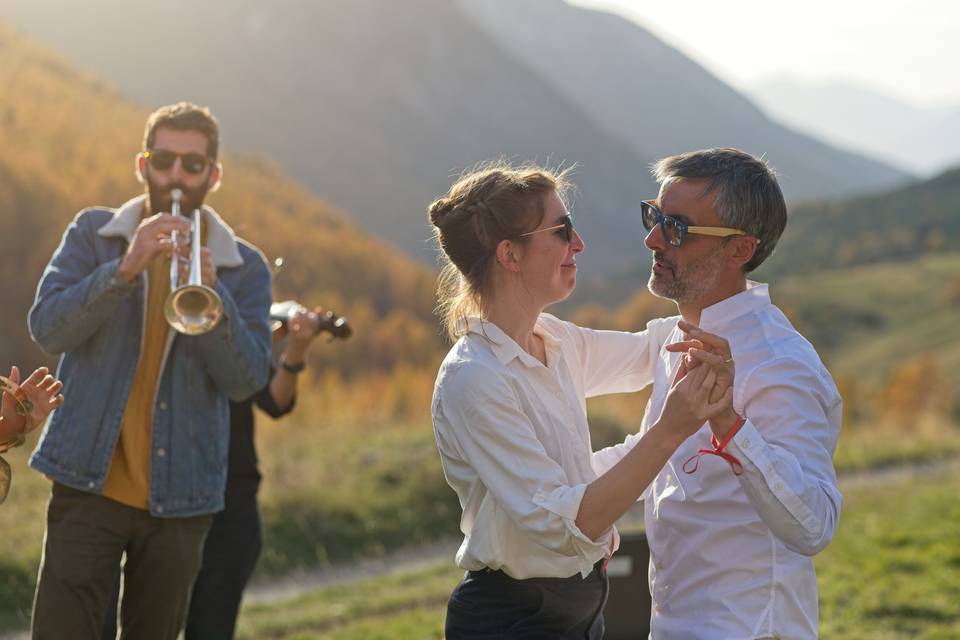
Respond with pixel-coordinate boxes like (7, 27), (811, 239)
(279, 355), (306, 374)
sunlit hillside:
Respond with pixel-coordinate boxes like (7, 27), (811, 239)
(761, 166), (960, 278)
(0, 0), (909, 275)
(0, 24), (442, 377)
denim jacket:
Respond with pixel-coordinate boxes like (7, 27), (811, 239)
(28, 195), (272, 517)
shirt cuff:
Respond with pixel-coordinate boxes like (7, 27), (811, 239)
(533, 484), (614, 577)
(104, 258), (138, 295)
(728, 420), (820, 532)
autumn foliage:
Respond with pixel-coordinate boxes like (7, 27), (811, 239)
(0, 26), (443, 379)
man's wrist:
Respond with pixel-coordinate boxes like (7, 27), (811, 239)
(279, 353), (306, 374)
(710, 411), (742, 439)
(116, 255), (140, 283)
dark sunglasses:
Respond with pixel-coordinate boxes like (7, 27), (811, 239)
(144, 149), (212, 175)
(640, 200), (745, 248)
(519, 214), (575, 243)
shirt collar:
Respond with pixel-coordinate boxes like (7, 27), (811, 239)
(465, 316), (561, 368)
(698, 281), (771, 332)
(97, 194), (244, 268)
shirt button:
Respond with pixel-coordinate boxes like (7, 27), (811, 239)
(159, 401), (168, 410)
(156, 505), (163, 514)
(157, 448), (166, 458)
(88, 481), (95, 489)
(742, 438), (750, 449)
(775, 482), (783, 491)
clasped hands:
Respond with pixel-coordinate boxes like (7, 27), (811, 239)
(661, 319), (740, 439)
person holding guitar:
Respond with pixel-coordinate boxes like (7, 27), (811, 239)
(186, 302), (351, 639)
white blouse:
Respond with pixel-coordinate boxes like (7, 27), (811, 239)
(431, 313), (676, 579)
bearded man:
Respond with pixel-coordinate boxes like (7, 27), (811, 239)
(28, 102), (271, 640)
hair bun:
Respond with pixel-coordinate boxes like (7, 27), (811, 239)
(428, 197), (457, 227)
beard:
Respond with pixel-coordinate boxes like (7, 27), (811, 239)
(146, 178), (211, 216)
(647, 249), (726, 304)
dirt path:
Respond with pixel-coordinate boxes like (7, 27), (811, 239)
(243, 457), (960, 605)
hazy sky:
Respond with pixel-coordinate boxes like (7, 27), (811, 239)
(570, 0), (960, 107)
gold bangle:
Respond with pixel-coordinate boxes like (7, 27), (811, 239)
(0, 433), (26, 454)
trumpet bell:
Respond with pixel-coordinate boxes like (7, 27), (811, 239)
(164, 284), (223, 335)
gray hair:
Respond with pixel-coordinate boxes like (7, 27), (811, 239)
(651, 148), (787, 272)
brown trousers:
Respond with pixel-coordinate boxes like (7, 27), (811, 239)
(31, 483), (212, 640)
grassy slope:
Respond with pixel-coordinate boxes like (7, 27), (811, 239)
(774, 252), (960, 386)
(232, 467), (960, 639)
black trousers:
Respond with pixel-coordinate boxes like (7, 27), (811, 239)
(184, 492), (262, 640)
(34, 483), (211, 640)
(102, 491), (261, 640)
(445, 560), (608, 639)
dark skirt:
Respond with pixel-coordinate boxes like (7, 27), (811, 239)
(444, 560), (608, 639)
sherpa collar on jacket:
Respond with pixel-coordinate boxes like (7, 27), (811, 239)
(97, 194), (244, 268)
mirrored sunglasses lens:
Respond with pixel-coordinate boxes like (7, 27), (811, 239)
(182, 154), (208, 174)
(147, 151), (176, 170)
(663, 218), (682, 246)
(640, 204), (655, 231)
(561, 216), (573, 242)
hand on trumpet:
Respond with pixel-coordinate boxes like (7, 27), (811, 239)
(118, 213), (191, 283)
(174, 244), (217, 289)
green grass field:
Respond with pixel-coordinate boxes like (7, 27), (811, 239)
(774, 253), (960, 389)
(1, 411), (958, 632)
(232, 466), (960, 639)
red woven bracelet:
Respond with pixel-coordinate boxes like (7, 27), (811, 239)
(682, 415), (747, 476)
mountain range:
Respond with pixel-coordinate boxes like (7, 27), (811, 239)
(748, 76), (960, 176)
(0, 0), (910, 275)
(0, 24), (439, 375)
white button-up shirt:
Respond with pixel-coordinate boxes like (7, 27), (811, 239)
(431, 314), (676, 579)
(594, 282), (843, 639)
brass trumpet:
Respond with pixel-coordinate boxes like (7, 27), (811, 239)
(164, 189), (224, 334)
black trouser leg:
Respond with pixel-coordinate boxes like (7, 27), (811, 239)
(184, 494), (262, 640)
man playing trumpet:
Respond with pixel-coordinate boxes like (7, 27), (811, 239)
(28, 102), (272, 640)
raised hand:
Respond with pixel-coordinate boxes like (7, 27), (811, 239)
(1, 366), (65, 443)
(659, 354), (733, 439)
(666, 320), (740, 437)
(117, 213), (192, 282)
(285, 306), (326, 355)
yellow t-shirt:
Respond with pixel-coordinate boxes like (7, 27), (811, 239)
(103, 213), (207, 509)
(101, 251), (171, 509)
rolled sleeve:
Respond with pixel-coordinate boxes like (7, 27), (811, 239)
(533, 484), (614, 577)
